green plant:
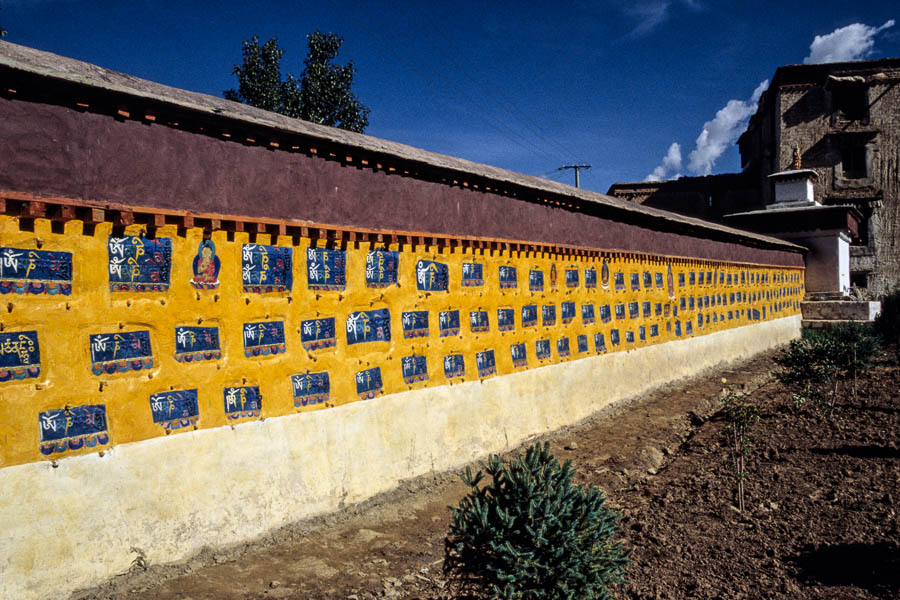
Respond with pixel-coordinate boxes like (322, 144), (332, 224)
(444, 442), (629, 600)
(720, 390), (759, 513)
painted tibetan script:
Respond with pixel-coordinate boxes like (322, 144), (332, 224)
(149, 389), (199, 430)
(439, 310), (460, 337)
(461, 262), (484, 287)
(174, 326), (220, 362)
(347, 309), (391, 344)
(401, 311), (429, 338)
(511, 342), (527, 368)
(529, 269), (544, 292)
(292, 371), (330, 406)
(444, 354), (465, 378)
(565, 269), (579, 288)
(89, 330), (153, 375)
(0, 247), (72, 295)
(499, 265), (517, 289)
(557, 337), (570, 357)
(536, 339), (551, 360)
(585, 268), (597, 289)
(39, 404), (108, 455)
(242, 244), (293, 293)
(522, 305), (538, 328)
(223, 385), (261, 419)
(402, 355), (428, 384)
(0, 330), (40, 382)
(366, 249), (399, 288)
(416, 260), (449, 292)
(469, 310), (489, 333)
(243, 321), (286, 357)
(561, 301), (576, 324)
(108, 236), (171, 292)
(356, 367), (383, 399)
(497, 308), (515, 331)
(306, 247), (345, 291)
(476, 349), (496, 378)
(301, 317), (337, 351)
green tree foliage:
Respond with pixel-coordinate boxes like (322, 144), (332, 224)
(224, 32), (370, 133)
(445, 442), (630, 600)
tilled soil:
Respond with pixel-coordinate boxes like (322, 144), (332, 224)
(74, 349), (899, 600)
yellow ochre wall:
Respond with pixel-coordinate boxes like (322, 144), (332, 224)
(0, 214), (803, 469)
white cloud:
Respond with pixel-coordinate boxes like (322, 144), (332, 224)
(644, 142), (682, 181)
(624, 0), (703, 38)
(804, 20), (895, 64)
(686, 81), (767, 175)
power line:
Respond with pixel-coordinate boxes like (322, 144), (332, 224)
(559, 164), (591, 188)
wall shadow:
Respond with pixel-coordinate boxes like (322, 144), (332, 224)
(809, 445), (900, 459)
(790, 542), (899, 598)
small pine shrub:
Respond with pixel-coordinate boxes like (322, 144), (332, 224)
(444, 442), (629, 600)
(720, 389), (760, 513)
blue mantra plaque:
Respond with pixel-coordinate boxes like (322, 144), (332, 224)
(686, 321), (694, 335)
(402, 311), (429, 338)
(242, 244), (293, 293)
(561, 302), (576, 324)
(402, 355), (428, 384)
(356, 367), (383, 399)
(639, 326), (646, 341)
(582, 304), (595, 325)
(642, 302), (652, 318)
(565, 269), (579, 288)
(366, 249), (399, 288)
(599, 304), (612, 323)
(243, 321), (286, 357)
(149, 389), (199, 430)
(630, 273), (640, 291)
(291, 371), (330, 406)
(643, 272), (652, 288)
(625, 331), (635, 343)
(223, 386), (262, 419)
(0, 247), (73, 295)
(306, 247), (345, 291)
(594, 332), (607, 353)
(39, 404), (109, 455)
(628, 302), (639, 319)
(497, 308), (515, 331)
(614, 272), (625, 291)
(614, 304), (625, 320)
(674, 320), (682, 336)
(536, 339), (551, 360)
(650, 323), (660, 338)
(174, 326), (220, 362)
(0, 330), (40, 381)
(529, 269), (544, 292)
(557, 337), (570, 357)
(522, 305), (538, 328)
(108, 236), (172, 292)
(585, 268), (597, 289)
(511, 343), (527, 368)
(416, 260), (449, 292)
(476, 349), (496, 377)
(469, 310), (490, 333)
(689, 271), (696, 285)
(89, 330), (153, 375)
(443, 354), (465, 378)
(656, 272), (664, 288)
(461, 262), (484, 287)
(347, 309), (391, 344)
(577, 334), (589, 353)
(655, 302), (663, 316)
(439, 310), (460, 337)
(499, 265), (518, 289)
(542, 304), (556, 326)
(301, 317), (337, 351)
(610, 329), (620, 346)
(678, 273), (686, 287)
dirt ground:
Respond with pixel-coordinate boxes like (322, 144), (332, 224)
(73, 347), (899, 600)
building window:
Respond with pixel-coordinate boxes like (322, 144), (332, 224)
(850, 271), (869, 289)
(841, 144), (868, 179)
(832, 83), (867, 122)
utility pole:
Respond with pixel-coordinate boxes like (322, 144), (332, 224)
(559, 164), (591, 188)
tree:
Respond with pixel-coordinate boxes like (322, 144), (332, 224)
(224, 32), (370, 133)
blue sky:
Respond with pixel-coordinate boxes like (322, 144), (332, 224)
(2, 1), (898, 193)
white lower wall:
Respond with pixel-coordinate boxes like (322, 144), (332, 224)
(1, 316), (801, 600)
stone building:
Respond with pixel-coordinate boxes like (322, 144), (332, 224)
(609, 58), (900, 297)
